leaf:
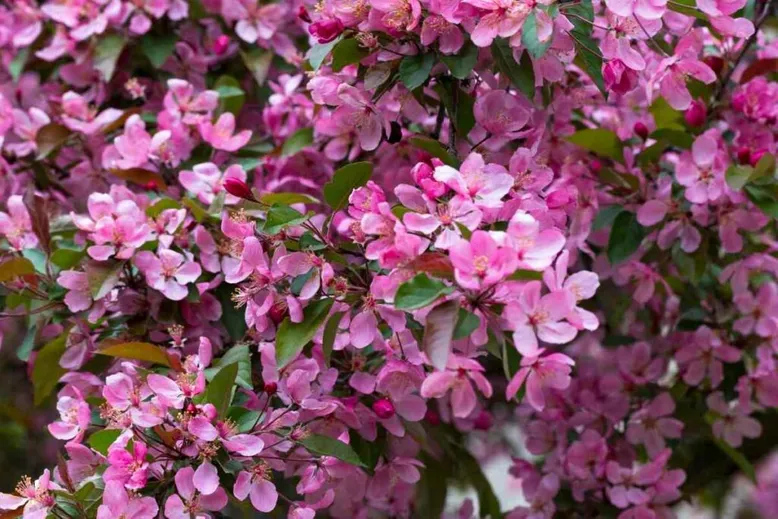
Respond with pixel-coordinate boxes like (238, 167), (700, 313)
(745, 184), (778, 218)
(568, 0), (605, 93)
(593, 205), (624, 231)
(259, 192), (320, 206)
(9, 48), (29, 82)
(507, 269), (543, 281)
(94, 33), (126, 82)
(753, 152), (776, 181)
(214, 75), (245, 115)
(406, 252), (455, 278)
(440, 43), (479, 79)
(307, 37), (342, 71)
(264, 204), (312, 234)
(650, 129), (693, 149)
(453, 308), (480, 340)
(434, 78), (475, 137)
(281, 127), (314, 156)
(36, 123), (71, 159)
(205, 344), (253, 390)
(649, 97), (684, 130)
(215, 284), (247, 341)
(205, 362), (239, 419)
(241, 49), (274, 86)
(97, 341), (171, 367)
(24, 191), (51, 256)
(87, 429), (122, 455)
(32, 331), (68, 406)
(331, 38), (370, 72)
(146, 198), (182, 218)
(322, 311), (345, 367)
(423, 301), (458, 371)
(323, 162), (373, 212)
(301, 434), (366, 467)
(607, 211), (645, 264)
(726, 164), (755, 191)
(668, 0), (708, 19)
(408, 136), (459, 167)
(395, 273), (454, 310)
(491, 38), (535, 98)
(0, 257), (35, 283)
(566, 128), (623, 162)
(276, 298), (334, 368)
(140, 33), (176, 68)
(85, 260), (124, 300)
(399, 53), (436, 91)
(741, 58), (778, 84)
(522, 11), (553, 59)
(50, 248), (86, 270)
(110, 168), (167, 189)
(456, 446), (502, 519)
(598, 166), (639, 191)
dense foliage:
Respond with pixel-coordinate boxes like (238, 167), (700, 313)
(1, 0), (778, 516)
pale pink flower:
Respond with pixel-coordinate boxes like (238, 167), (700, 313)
(676, 134), (726, 204)
(505, 349), (575, 410)
(504, 281), (577, 356)
(134, 249), (202, 301)
(449, 231), (518, 290)
(7, 107), (50, 156)
(372, 0), (423, 31)
(104, 440), (150, 490)
(420, 14), (464, 54)
(164, 466), (228, 519)
(420, 355), (493, 418)
(47, 392), (90, 441)
(433, 153), (513, 208)
(234, 465), (278, 513)
(654, 57), (716, 110)
(507, 210), (566, 271)
(543, 251), (600, 331)
(179, 162), (248, 205)
(97, 481), (158, 519)
(61, 91), (122, 135)
(332, 84), (388, 151)
(0, 469), (57, 519)
(464, 0), (530, 47)
(163, 79), (219, 125)
(199, 112), (252, 152)
(474, 90), (530, 137)
(605, 0), (667, 19)
(0, 195), (38, 250)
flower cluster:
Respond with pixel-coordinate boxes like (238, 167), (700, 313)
(0, 0), (777, 517)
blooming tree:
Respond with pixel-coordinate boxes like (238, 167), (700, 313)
(0, 0), (777, 517)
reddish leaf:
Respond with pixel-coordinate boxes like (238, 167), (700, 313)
(407, 252), (454, 278)
(110, 168), (167, 189)
(741, 58), (778, 84)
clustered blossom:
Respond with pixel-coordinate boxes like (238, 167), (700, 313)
(0, 0), (777, 517)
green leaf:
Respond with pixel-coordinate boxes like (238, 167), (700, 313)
(9, 48), (29, 82)
(331, 38), (370, 72)
(395, 273), (454, 310)
(408, 136), (459, 167)
(753, 152), (776, 181)
(281, 127), (314, 156)
(453, 308), (480, 340)
(650, 129), (693, 149)
(140, 33), (176, 68)
(567, 0), (605, 94)
(215, 284), (247, 341)
(456, 445), (502, 519)
(205, 362), (239, 419)
(205, 344), (253, 390)
(399, 53), (435, 91)
(522, 12), (552, 59)
(650, 97), (684, 130)
(434, 78), (475, 137)
(214, 75), (245, 115)
(322, 311), (345, 367)
(423, 300), (458, 371)
(607, 211), (645, 264)
(50, 248), (86, 270)
(264, 204), (312, 234)
(241, 49), (274, 86)
(97, 341), (171, 367)
(491, 38), (535, 98)
(0, 257), (35, 282)
(566, 128), (623, 162)
(87, 429), (122, 455)
(85, 260), (124, 300)
(146, 198), (182, 218)
(32, 331), (69, 406)
(507, 269), (544, 281)
(593, 205), (624, 231)
(440, 43), (479, 80)
(307, 37), (342, 71)
(36, 123), (71, 160)
(668, 0), (708, 19)
(301, 434), (366, 467)
(323, 162), (373, 212)
(276, 299), (334, 368)
(259, 192), (320, 205)
(94, 33), (126, 82)
(726, 164), (755, 191)
(745, 184), (778, 218)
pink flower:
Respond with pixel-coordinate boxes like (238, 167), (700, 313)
(234, 464), (278, 513)
(675, 326), (741, 387)
(372, 0), (422, 31)
(433, 153), (513, 208)
(104, 439), (150, 490)
(626, 393), (683, 457)
(0, 470), (56, 519)
(603, 59), (639, 95)
(507, 210), (566, 270)
(399, 189), (482, 249)
(97, 481), (158, 519)
(449, 231), (517, 290)
(505, 349), (575, 410)
(504, 281), (577, 356)
(199, 112), (252, 152)
(47, 392), (90, 441)
(543, 251), (600, 331)
(0, 195), (38, 250)
(675, 134), (725, 204)
(706, 392), (762, 447)
(163, 79), (219, 125)
(474, 90), (530, 137)
(332, 85), (388, 151)
(309, 18), (344, 43)
(134, 249), (202, 301)
(164, 466), (228, 519)
(420, 355), (493, 418)
(187, 411), (264, 456)
(420, 14), (464, 54)
(7, 107), (50, 156)
(655, 57), (716, 110)
(464, 0), (529, 47)
(60, 91), (123, 135)
(605, 0), (667, 19)
(223, 0), (287, 44)
(179, 162), (248, 205)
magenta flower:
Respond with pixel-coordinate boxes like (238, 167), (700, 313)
(97, 481), (158, 519)
(625, 393), (683, 457)
(504, 281), (577, 356)
(420, 355), (493, 418)
(134, 249), (202, 301)
(433, 153), (514, 208)
(474, 90), (530, 137)
(449, 231), (517, 290)
(706, 392), (762, 447)
(675, 134), (725, 204)
(60, 91), (122, 135)
(505, 349), (575, 410)
(0, 195), (38, 250)
(675, 326), (741, 387)
(179, 162), (248, 205)
(234, 464), (278, 513)
(104, 439), (150, 490)
(199, 112), (252, 152)
(332, 84), (388, 151)
(164, 466), (228, 519)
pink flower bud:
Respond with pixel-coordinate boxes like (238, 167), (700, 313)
(309, 19), (344, 44)
(223, 177), (254, 200)
(590, 159), (602, 173)
(602, 59), (638, 96)
(297, 5), (312, 23)
(473, 411), (493, 431)
(372, 398), (395, 419)
(425, 409), (441, 425)
(264, 382), (278, 395)
(750, 149), (767, 167)
(213, 34), (230, 56)
(634, 122), (649, 140)
(737, 146), (751, 165)
(684, 100), (706, 127)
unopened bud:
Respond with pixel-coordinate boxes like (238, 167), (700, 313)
(684, 100), (706, 127)
(634, 121), (649, 140)
(223, 177), (254, 200)
(372, 398), (395, 419)
(213, 35), (230, 56)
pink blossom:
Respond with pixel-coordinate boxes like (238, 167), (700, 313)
(464, 0), (529, 47)
(164, 466), (228, 519)
(626, 393), (683, 457)
(504, 281), (577, 356)
(97, 481), (158, 519)
(706, 392), (762, 447)
(421, 355), (493, 418)
(60, 91), (123, 135)
(0, 469), (56, 519)
(179, 162), (248, 205)
(134, 249), (202, 301)
(234, 465), (278, 513)
(675, 134), (726, 204)
(675, 326), (741, 387)
(449, 230), (517, 290)
(104, 439), (150, 490)
(474, 90), (530, 137)
(331, 84), (388, 151)
(47, 392), (90, 441)
(433, 153), (514, 208)
(0, 195), (38, 250)
(199, 112), (252, 152)
(505, 349), (575, 410)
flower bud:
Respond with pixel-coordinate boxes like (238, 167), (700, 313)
(590, 159), (602, 174)
(634, 121), (649, 140)
(473, 410), (493, 431)
(264, 382), (278, 395)
(297, 6), (312, 23)
(602, 59), (638, 95)
(223, 177), (254, 200)
(737, 146), (751, 165)
(703, 56), (725, 76)
(684, 100), (706, 127)
(372, 398), (395, 419)
(309, 19), (344, 44)
(213, 34), (230, 56)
